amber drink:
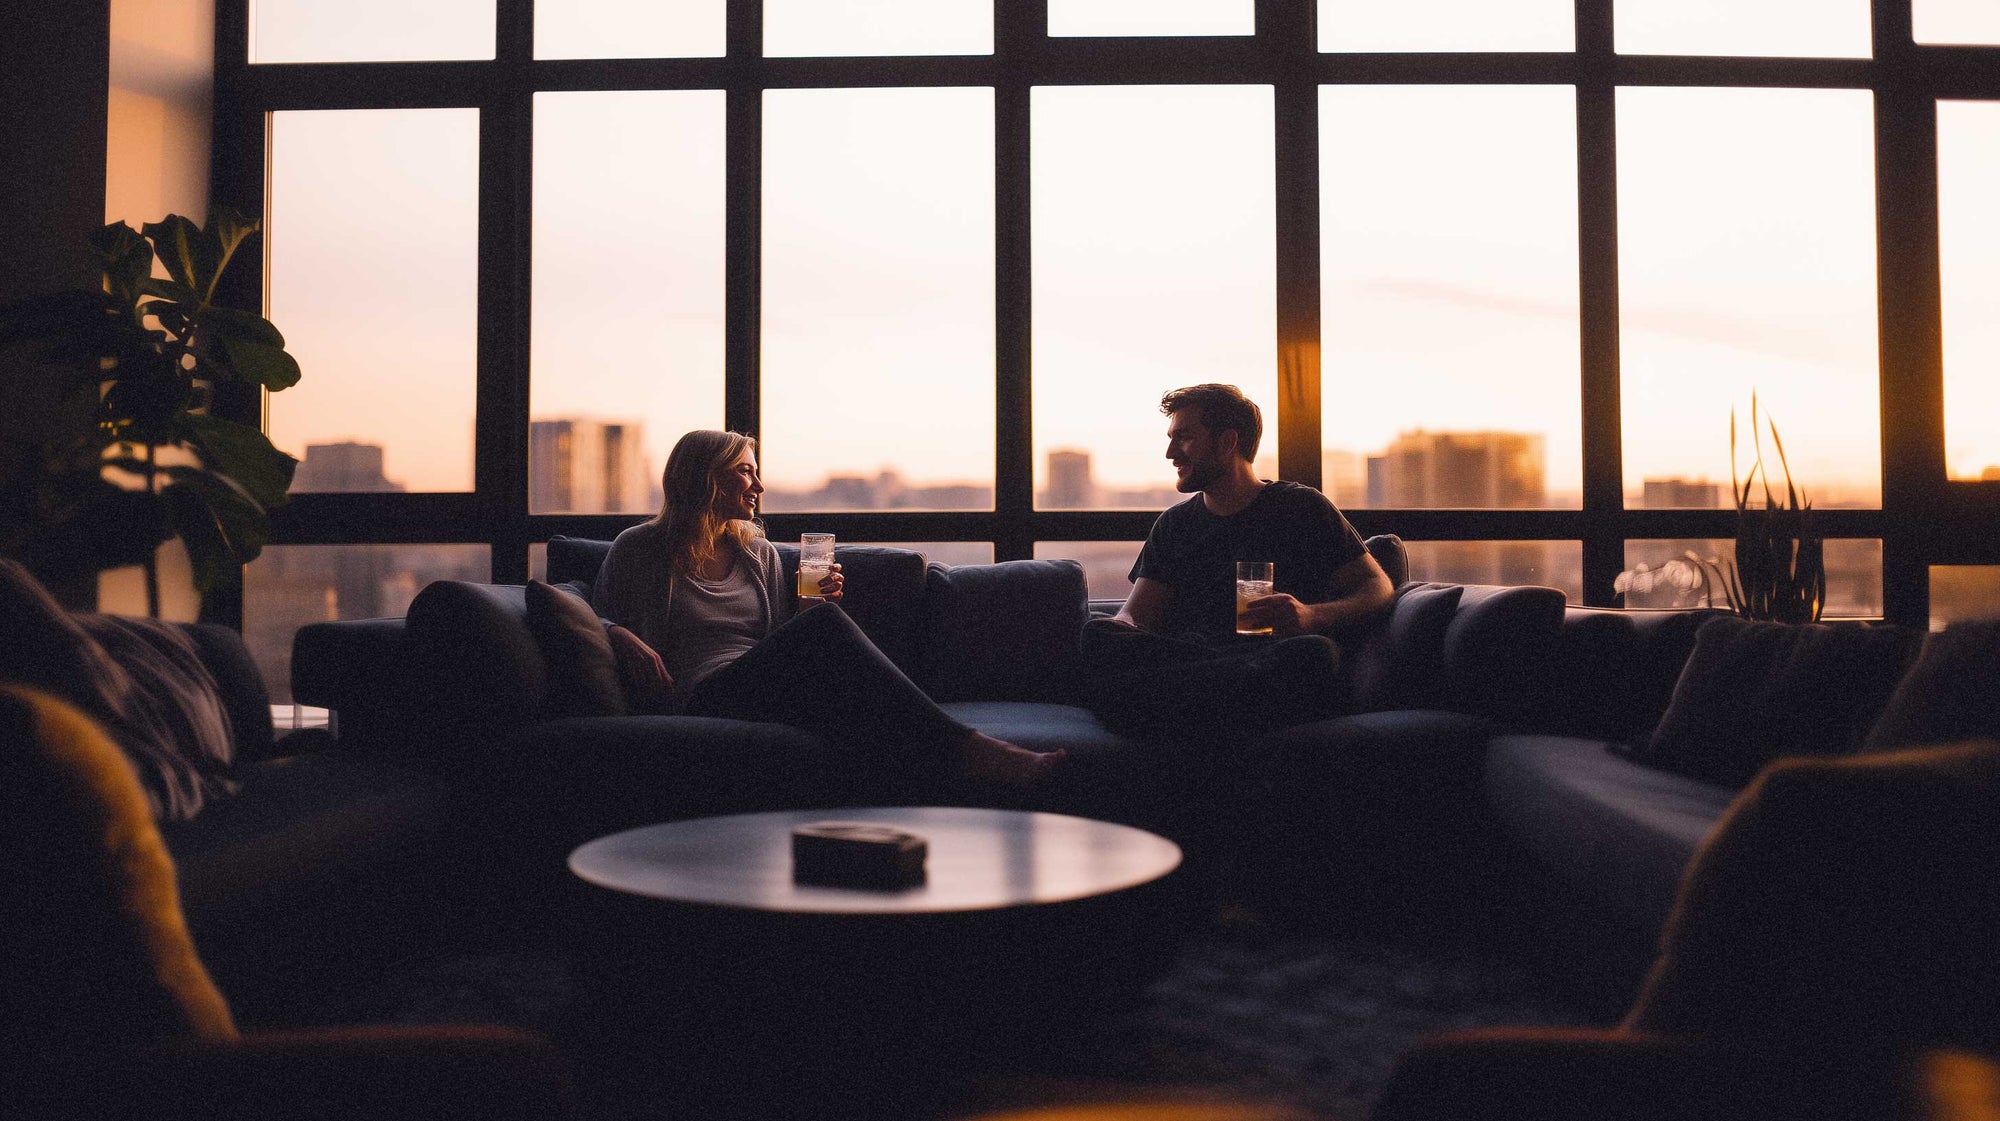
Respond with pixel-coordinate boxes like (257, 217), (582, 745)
(1235, 561), (1274, 635)
(799, 533), (835, 602)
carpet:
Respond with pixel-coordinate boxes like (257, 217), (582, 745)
(317, 905), (1600, 1121)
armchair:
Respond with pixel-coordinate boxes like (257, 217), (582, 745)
(0, 684), (574, 1121)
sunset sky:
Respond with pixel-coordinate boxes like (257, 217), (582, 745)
(258, 0), (2000, 506)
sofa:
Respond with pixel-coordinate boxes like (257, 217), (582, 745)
(283, 535), (1993, 1004)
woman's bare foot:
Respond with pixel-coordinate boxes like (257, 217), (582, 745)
(955, 732), (1066, 788)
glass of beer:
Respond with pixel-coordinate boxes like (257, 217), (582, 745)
(799, 533), (835, 602)
(1236, 561), (1274, 635)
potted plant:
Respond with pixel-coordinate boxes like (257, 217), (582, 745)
(0, 208), (301, 616)
(1615, 394), (1825, 623)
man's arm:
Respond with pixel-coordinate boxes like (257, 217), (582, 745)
(1240, 551), (1395, 638)
(1111, 576), (1173, 631)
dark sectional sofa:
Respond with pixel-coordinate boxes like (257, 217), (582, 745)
(271, 537), (1756, 986)
(160, 532), (1968, 1023)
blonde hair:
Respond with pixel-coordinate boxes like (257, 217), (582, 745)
(650, 430), (763, 580)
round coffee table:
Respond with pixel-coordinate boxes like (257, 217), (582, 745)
(569, 805), (1183, 916)
(568, 807), (1187, 1111)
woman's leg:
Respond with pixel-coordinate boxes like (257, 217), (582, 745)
(686, 604), (1060, 784)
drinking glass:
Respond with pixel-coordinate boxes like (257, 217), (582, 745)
(1236, 561), (1274, 635)
(799, 533), (835, 602)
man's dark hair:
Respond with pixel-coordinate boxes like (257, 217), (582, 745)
(1160, 384), (1261, 463)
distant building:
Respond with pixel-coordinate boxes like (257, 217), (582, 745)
(1642, 478), (1724, 509)
(1045, 449), (1095, 509)
(530, 418), (656, 514)
(1366, 430), (1545, 508)
(1322, 450), (1367, 510)
(292, 441), (405, 493)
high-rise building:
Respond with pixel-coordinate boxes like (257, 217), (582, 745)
(1366, 430), (1546, 508)
(291, 441), (405, 493)
(1642, 478), (1724, 509)
(1045, 449), (1095, 509)
(530, 418), (657, 514)
(1321, 450), (1367, 510)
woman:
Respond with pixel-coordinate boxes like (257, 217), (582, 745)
(592, 430), (1062, 788)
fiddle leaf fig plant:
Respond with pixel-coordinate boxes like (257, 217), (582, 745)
(0, 207), (301, 615)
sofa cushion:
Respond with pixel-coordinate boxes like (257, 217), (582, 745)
(404, 581), (548, 735)
(1441, 584), (1568, 725)
(1863, 620), (2000, 752)
(546, 534), (614, 589)
(938, 701), (1138, 761)
(775, 544), (930, 674)
(162, 751), (448, 925)
(1641, 616), (1923, 788)
(1484, 733), (1738, 947)
(922, 559), (1089, 703)
(524, 579), (626, 719)
(1538, 608), (1725, 744)
(1347, 582), (1463, 712)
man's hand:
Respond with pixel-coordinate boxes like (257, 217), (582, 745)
(1238, 592), (1317, 638)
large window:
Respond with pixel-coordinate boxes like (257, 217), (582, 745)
(224, 0), (2000, 680)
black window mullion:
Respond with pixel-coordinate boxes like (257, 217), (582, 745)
(480, 1), (535, 584)
(723, 0), (764, 441)
(1576, 0), (1625, 606)
(1260, 0), (1322, 493)
(994, 0), (1043, 561)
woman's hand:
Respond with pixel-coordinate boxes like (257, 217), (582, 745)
(607, 624), (680, 713)
(818, 562), (844, 600)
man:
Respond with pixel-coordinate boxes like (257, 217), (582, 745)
(1081, 383), (1395, 737)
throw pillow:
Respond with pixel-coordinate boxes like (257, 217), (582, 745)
(1863, 619), (2000, 752)
(523, 579), (627, 719)
(0, 558), (231, 821)
(75, 615), (240, 816)
(1641, 615), (1923, 788)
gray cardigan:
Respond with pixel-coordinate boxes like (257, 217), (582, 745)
(590, 521), (792, 659)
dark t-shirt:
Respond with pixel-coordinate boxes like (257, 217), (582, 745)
(1129, 481), (1369, 640)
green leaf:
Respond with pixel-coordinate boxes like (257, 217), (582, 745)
(161, 468), (271, 590)
(205, 205), (260, 284)
(198, 306), (286, 347)
(211, 334), (303, 391)
(142, 215), (213, 306)
(183, 412), (297, 509)
(91, 222), (154, 309)
(137, 277), (202, 307)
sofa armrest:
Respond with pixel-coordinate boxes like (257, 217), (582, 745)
(1376, 1028), (1973, 1121)
(16, 1025), (573, 1121)
(291, 617), (413, 751)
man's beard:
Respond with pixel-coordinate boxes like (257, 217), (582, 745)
(1176, 458), (1223, 493)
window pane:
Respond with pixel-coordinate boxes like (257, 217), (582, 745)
(1931, 566), (2000, 629)
(1617, 88), (1880, 508)
(1939, 101), (2000, 481)
(269, 110), (479, 493)
(531, 92), (724, 513)
(1319, 0), (1572, 52)
(243, 545), (489, 704)
(1036, 542), (1144, 602)
(1623, 538), (1882, 617)
(1917, 0), (2000, 44)
(536, 0), (724, 58)
(760, 88), (994, 512)
(1051, 0), (1253, 37)
(1321, 86), (1579, 509)
(1033, 86), (1277, 508)
(763, 0), (991, 56)
(1405, 541), (1582, 601)
(250, 0), (493, 62)
(1614, 0), (1870, 57)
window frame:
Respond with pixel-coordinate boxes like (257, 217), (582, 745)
(208, 0), (2000, 629)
